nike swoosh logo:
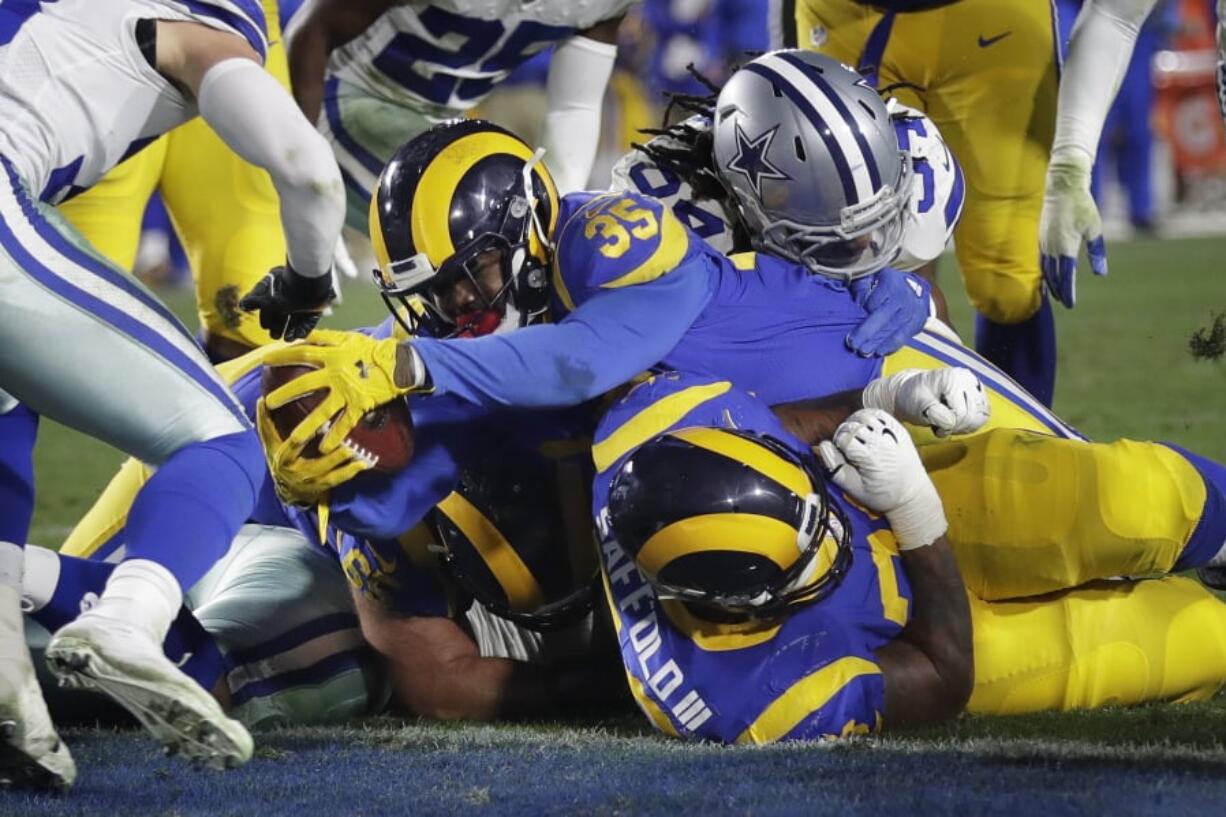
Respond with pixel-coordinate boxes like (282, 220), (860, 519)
(978, 31), (1012, 47)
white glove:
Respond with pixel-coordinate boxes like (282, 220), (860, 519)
(1039, 149), (1108, 309)
(817, 409), (947, 550)
(862, 368), (990, 438)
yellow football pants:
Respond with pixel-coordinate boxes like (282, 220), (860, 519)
(923, 429), (1208, 601)
(57, 0), (289, 350)
(792, 0), (1059, 324)
(970, 577), (1226, 715)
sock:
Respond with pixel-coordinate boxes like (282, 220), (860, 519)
(123, 429), (264, 589)
(1163, 445), (1226, 570)
(0, 404), (38, 544)
(29, 548), (227, 691)
(0, 541), (22, 590)
(974, 296), (1057, 408)
(88, 559), (182, 641)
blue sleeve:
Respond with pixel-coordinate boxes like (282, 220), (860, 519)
(411, 262), (715, 408)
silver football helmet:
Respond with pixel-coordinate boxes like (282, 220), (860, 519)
(712, 50), (912, 280)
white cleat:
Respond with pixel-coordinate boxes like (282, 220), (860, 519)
(0, 584), (74, 790)
(45, 615), (252, 771)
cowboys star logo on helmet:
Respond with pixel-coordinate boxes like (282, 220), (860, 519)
(724, 123), (791, 198)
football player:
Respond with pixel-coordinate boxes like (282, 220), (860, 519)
(56, 0), (296, 363)
(284, 0), (632, 238)
(253, 56), (1075, 491)
(57, 312), (616, 724)
(0, 0), (345, 785)
(594, 371), (1226, 741)
(775, 0), (1062, 407)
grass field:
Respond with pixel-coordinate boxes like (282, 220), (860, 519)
(9, 236), (1226, 816)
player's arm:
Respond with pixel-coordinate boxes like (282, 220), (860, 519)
(773, 368), (990, 443)
(284, 0), (399, 124)
(351, 590), (621, 720)
(540, 17), (622, 194)
(876, 534), (973, 727)
(1041, 0), (1158, 307)
(153, 21), (345, 338)
(818, 409), (973, 727)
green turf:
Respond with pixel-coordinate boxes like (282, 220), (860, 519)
(19, 237), (1226, 812)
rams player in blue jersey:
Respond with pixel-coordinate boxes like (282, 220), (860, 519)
(253, 55), (1074, 489)
(594, 372), (1226, 740)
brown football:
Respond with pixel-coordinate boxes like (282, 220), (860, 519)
(261, 364), (414, 474)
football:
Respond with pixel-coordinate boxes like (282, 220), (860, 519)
(261, 364), (414, 474)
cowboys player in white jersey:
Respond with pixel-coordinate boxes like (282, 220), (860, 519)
(285, 0), (637, 230)
(0, 0), (347, 789)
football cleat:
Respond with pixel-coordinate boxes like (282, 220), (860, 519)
(45, 614), (252, 771)
(0, 585), (75, 790)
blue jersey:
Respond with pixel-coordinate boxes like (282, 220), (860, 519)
(413, 190), (882, 408)
(592, 372), (912, 743)
(414, 189), (1080, 443)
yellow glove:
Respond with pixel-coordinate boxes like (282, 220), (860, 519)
(255, 397), (372, 505)
(261, 328), (427, 456)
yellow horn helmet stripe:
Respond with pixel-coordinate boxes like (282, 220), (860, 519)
(636, 513), (802, 580)
(411, 131), (545, 266)
(437, 491), (545, 613)
(668, 427), (812, 499)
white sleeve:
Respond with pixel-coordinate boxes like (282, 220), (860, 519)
(196, 58), (345, 278)
(1051, 0), (1160, 161)
(540, 35), (618, 194)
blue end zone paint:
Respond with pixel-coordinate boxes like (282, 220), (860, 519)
(8, 718), (1226, 817)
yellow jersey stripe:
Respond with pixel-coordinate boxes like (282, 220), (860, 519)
(638, 513), (802, 578)
(728, 252), (757, 271)
(868, 531), (910, 627)
(592, 380), (732, 473)
(736, 656), (881, 745)
(670, 427), (811, 498)
(436, 491), (545, 612)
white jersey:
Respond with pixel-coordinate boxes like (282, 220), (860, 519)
(328, 0), (636, 114)
(0, 0), (267, 204)
(611, 101), (965, 270)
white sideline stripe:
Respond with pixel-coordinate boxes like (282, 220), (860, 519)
(758, 53), (875, 201)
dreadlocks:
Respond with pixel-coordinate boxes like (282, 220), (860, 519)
(631, 65), (726, 202)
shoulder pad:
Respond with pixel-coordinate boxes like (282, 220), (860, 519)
(552, 191), (692, 310)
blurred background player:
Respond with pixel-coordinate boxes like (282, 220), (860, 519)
(773, 0), (1063, 407)
(0, 0), (344, 786)
(284, 0), (635, 254)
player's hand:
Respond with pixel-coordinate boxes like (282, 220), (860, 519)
(862, 368), (990, 437)
(1039, 150), (1107, 309)
(240, 263), (336, 341)
(255, 397), (371, 505)
(846, 269), (930, 357)
(817, 409), (947, 549)
(260, 329), (428, 456)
